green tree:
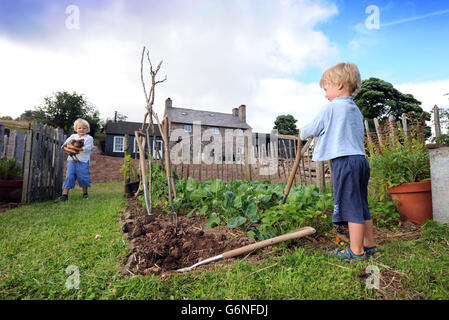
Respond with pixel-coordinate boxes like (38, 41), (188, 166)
(354, 77), (431, 137)
(273, 114), (298, 135)
(19, 109), (46, 121)
(34, 91), (101, 136)
(354, 78), (427, 120)
(18, 110), (34, 121)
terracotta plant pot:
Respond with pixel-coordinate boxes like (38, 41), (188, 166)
(0, 179), (23, 203)
(387, 181), (433, 225)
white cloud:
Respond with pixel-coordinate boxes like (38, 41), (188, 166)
(0, 0), (338, 133)
(382, 9), (449, 27)
(396, 79), (449, 135)
(395, 79), (449, 111)
(250, 78), (326, 132)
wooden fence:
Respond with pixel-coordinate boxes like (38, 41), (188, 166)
(134, 111), (443, 193)
(0, 122), (66, 203)
(165, 135), (331, 192)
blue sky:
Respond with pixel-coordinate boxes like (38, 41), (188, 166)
(302, 0), (449, 84)
(0, 0), (448, 133)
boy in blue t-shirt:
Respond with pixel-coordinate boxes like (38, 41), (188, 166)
(300, 62), (380, 261)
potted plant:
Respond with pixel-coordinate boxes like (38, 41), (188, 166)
(366, 114), (432, 225)
(0, 158), (23, 203)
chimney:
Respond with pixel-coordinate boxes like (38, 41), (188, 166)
(114, 111), (117, 123)
(238, 105), (246, 122)
(232, 108), (239, 117)
(165, 97), (173, 108)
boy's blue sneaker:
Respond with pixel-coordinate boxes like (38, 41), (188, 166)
(327, 246), (366, 262)
(54, 195), (68, 203)
(364, 246), (381, 257)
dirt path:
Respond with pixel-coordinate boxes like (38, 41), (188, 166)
(87, 147), (129, 183)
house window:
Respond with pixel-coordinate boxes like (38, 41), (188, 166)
(236, 129), (243, 136)
(213, 127), (220, 134)
(113, 136), (125, 153)
(184, 125), (192, 133)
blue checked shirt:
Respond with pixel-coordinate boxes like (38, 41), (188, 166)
(300, 96), (365, 162)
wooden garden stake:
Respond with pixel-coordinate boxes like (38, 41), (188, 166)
(135, 131), (151, 215)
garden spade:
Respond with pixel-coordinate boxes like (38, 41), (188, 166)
(282, 137), (312, 204)
(176, 227), (316, 272)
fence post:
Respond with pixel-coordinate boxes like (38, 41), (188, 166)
(388, 115), (396, 143)
(1, 134), (7, 159)
(316, 161), (325, 193)
(401, 113), (408, 137)
(244, 143), (251, 181)
(373, 118), (383, 148)
(21, 128), (33, 203)
(58, 129), (66, 197)
(6, 130), (17, 160)
(0, 123), (4, 157)
(124, 134), (130, 193)
(53, 128), (61, 198)
(364, 120), (373, 147)
(433, 105), (441, 139)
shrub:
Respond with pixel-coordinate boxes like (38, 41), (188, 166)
(366, 113), (430, 200)
(0, 158), (22, 180)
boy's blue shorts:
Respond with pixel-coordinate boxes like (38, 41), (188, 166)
(63, 160), (91, 189)
(331, 155), (371, 226)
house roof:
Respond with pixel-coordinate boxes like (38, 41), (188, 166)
(165, 107), (252, 129)
(104, 120), (162, 136)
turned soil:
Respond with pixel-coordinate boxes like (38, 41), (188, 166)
(120, 197), (266, 276)
(119, 193), (424, 300)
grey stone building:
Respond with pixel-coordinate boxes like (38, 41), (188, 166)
(163, 98), (253, 163)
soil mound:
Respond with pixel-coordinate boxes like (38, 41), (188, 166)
(120, 197), (257, 276)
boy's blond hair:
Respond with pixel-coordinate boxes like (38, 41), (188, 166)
(73, 118), (90, 133)
(320, 62), (362, 95)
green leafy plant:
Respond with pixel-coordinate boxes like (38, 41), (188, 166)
(171, 177), (334, 240)
(0, 158), (22, 180)
(434, 133), (449, 145)
(366, 113), (430, 199)
(257, 185), (334, 239)
(119, 155), (138, 182)
(368, 195), (400, 229)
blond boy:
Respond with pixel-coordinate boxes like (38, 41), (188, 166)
(299, 63), (379, 261)
(55, 119), (94, 202)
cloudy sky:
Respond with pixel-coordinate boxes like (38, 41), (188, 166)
(1, 0), (448, 133)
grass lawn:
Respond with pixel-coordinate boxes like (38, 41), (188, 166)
(1, 181), (448, 300)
